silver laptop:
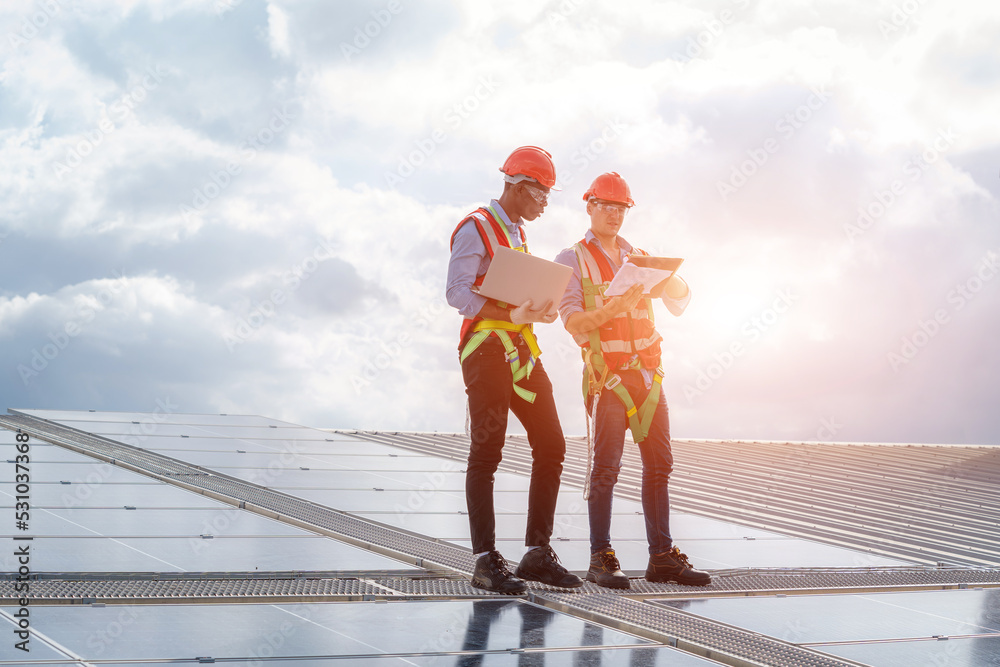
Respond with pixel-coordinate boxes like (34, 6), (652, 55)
(476, 246), (573, 309)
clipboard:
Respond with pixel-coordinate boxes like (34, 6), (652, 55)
(628, 256), (683, 273)
(476, 246), (573, 308)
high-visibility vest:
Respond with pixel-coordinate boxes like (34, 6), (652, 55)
(450, 205), (542, 403)
(572, 239), (662, 370)
(572, 239), (664, 442)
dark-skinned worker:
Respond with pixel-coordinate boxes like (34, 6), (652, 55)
(554, 172), (711, 589)
(445, 146), (583, 594)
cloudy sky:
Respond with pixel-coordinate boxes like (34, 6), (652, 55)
(2, 0), (998, 445)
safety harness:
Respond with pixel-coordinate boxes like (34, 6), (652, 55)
(451, 205), (542, 403)
(573, 240), (665, 441)
(572, 239), (666, 498)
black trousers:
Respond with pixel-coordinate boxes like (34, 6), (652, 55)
(460, 335), (567, 554)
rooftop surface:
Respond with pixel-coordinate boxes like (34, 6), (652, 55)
(2, 408), (999, 665)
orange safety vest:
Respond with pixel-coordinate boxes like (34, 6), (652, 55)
(450, 205), (542, 403)
(572, 238), (664, 442)
(572, 239), (662, 370)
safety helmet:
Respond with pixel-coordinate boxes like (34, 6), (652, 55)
(583, 172), (634, 207)
(499, 146), (557, 189)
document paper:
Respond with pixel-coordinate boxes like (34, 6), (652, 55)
(603, 258), (680, 297)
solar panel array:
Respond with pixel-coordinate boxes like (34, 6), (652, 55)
(2, 409), (999, 665)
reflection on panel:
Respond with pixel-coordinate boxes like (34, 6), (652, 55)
(63, 651), (722, 666)
(189, 650), (723, 666)
(3, 601), (652, 661)
(656, 590), (1000, 643)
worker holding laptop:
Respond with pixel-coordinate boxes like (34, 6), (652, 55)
(554, 172), (712, 589)
(445, 146), (583, 594)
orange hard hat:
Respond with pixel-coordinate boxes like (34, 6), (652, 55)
(499, 146), (557, 189)
(583, 172), (634, 207)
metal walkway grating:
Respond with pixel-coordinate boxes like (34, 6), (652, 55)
(4, 566), (997, 604)
(538, 592), (868, 667)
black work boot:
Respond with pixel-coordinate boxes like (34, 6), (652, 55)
(515, 546), (584, 588)
(645, 546), (712, 586)
(586, 547), (630, 589)
(471, 551), (528, 594)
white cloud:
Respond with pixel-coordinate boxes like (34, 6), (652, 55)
(1, 0), (998, 444)
(265, 2), (291, 60)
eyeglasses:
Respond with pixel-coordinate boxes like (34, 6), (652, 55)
(520, 182), (550, 205)
(593, 200), (629, 216)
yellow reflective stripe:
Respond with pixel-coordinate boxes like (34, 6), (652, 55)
(459, 329), (492, 363)
(484, 205), (520, 249)
(473, 319), (524, 333)
(523, 331), (541, 361)
(495, 329), (537, 403)
(474, 321), (542, 360)
(635, 368), (664, 442)
(513, 383), (536, 403)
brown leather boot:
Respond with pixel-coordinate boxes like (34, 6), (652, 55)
(586, 547), (630, 589)
(645, 546), (711, 586)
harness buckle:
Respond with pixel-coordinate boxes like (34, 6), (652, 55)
(604, 374), (621, 391)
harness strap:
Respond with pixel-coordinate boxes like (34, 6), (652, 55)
(581, 320), (663, 442)
(583, 391), (599, 501)
(460, 319), (541, 403)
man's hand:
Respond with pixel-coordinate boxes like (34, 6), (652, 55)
(511, 299), (558, 325)
(605, 284), (643, 316)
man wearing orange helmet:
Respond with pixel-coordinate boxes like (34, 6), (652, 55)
(554, 171), (711, 589)
(446, 146), (583, 594)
